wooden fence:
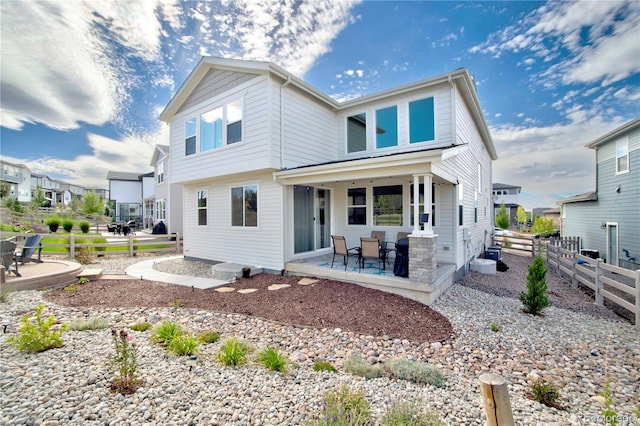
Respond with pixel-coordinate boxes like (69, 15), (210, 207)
(0, 232), (182, 258)
(545, 243), (639, 331)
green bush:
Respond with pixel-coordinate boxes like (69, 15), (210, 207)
(45, 216), (61, 233)
(520, 254), (550, 315)
(62, 219), (74, 233)
(382, 402), (444, 426)
(313, 360), (337, 373)
(79, 220), (90, 233)
(130, 322), (152, 332)
(258, 346), (289, 374)
(7, 305), (68, 353)
(151, 321), (184, 347)
(216, 337), (253, 367)
(310, 386), (370, 426)
(385, 358), (445, 388)
(4, 197), (24, 213)
(344, 355), (384, 379)
(168, 333), (200, 356)
(68, 317), (109, 331)
(197, 330), (220, 343)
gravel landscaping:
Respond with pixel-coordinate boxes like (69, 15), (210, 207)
(0, 252), (638, 425)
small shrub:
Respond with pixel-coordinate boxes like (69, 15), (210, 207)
(382, 402), (444, 426)
(313, 360), (337, 373)
(151, 321), (184, 347)
(68, 317), (109, 331)
(168, 333), (200, 356)
(130, 322), (152, 332)
(110, 329), (143, 394)
(78, 277), (89, 285)
(530, 378), (562, 408)
(385, 358), (445, 388)
(197, 330), (220, 343)
(312, 385), (370, 426)
(344, 355), (384, 379)
(0, 286), (11, 303)
(4, 197), (24, 213)
(79, 220), (90, 233)
(64, 284), (77, 295)
(45, 216), (61, 233)
(217, 337), (252, 367)
(520, 254), (550, 315)
(7, 305), (68, 353)
(75, 247), (94, 265)
(490, 323), (500, 332)
(600, 379), (619, 425)
(258, 346), (289, 374)
(62, 219), (74, 233)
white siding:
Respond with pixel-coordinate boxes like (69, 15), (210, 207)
(170, 75), (274, 184)
(110, 181), (140, 203)
(182, 171), (284, 271)
(178, 69), (258, 114)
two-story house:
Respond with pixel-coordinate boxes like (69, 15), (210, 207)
(150, 144), (183, 234)
(558, 117), (640, 270)
(159, 57), (496, 301)
(492, 183), (521, 228)
(106, 171), (154, 227)
(1, 160), (32, 203)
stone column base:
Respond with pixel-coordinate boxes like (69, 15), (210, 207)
(409, 234), (438, 284)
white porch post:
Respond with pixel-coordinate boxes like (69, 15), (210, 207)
(412, 174), (433, 236)
(423, 173), (433, 235)
(412, 175), (421, 234)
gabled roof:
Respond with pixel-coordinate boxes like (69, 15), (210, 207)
(586, 117), (640, 149)
(492, 183), (521, 191)
(150, 144), (170, 166)
(159, 57), (497, 160)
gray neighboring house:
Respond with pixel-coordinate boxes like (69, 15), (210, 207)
(150, 144), (183, 234)
(492, 183), (521, 228)
(558, 117), (640, 270)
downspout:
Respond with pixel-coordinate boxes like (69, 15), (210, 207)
(280, 76), (292, 170)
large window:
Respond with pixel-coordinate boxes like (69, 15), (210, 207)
(347, 113), (367, 153)
(231, 185), (257, 227)
(376, 106), (398, 149)
(185, 118), (196, 156)
(347, 187), (366, 225)
(201, 107), (223, 152)
(373, 185), (403, 226)
(409, 97), (435, 143)
(616, 138), (629, 174)
(197, 190), (207, 226)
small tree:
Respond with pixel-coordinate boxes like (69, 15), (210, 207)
(516, 206), (528, 230)
(495, 204), (510, 230)
(520, 254), (550, 315)
(0, 180), (10, 198)
(31, 186), (48, 213)
(531, 217), (557, 237)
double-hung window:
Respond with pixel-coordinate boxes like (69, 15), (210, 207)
(197, 190), (207, 226)
(157, 162), (164, 184)
(156, 200), (166, 220)
(231, 185), (258, 227)
(227, 100), (243, 144)
(347, 188), (367, 225)
(616, 138), (629, 174)
(186, 99), (243, 156)
(185, 118), (196, 156)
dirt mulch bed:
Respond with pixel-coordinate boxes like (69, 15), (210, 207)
(45, 274), (452, 342)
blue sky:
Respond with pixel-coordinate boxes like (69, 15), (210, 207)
(1, 0), (638, 209)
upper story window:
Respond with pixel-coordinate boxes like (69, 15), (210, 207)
(157, 162), (164, 184)
(616, 138), (629, 174)
(231, 185), (258, 227)
(185, 118), (196, 156)
(347, 113), (367, 153)
(409, 97), (435, 143)
(376, 106), (398, 149)
(185, 99), (243, 156)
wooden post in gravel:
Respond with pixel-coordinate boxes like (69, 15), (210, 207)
(479, 373), (514, 426)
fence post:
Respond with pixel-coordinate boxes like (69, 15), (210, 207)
(69, 234), (75, 260)
(635, 270), (640, 332)
(595, 259), (603, 306)
(129, 235), (134, 257)
(175, 233), (181, 253)
(479, 373), (514, 426)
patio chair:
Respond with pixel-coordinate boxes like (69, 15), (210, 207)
(360, 237), (385, 272)
(331, 235), (360, 270)
(370, 230), (389, 266)
(1, 239), (20, 277)
(106, 224), (118, 234)
(15, 234), (43, 265)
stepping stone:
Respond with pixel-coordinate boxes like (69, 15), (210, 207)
(77, 269), (103, 280)
(297, 278), (318, 286)
(237, 288), (258, 294)
(267, 284), (291, 291)
(214, 287), (236, 293)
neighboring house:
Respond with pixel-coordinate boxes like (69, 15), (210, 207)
(159, 57), (496, 294)
(558, 117), (640, 270)
(107, 171), (154, 227)
(492, 183), (521, 228)
(536, 207), (560, 229)
(150, 144), (183, 234)
(1, 160), (32, 202)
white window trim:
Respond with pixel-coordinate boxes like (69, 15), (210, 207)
(374, 104), (399, 150)
(347, 186), (367, 226)
(230, 184), (259, 228)
(406, 95), (437, 145)
(615, 137), (629, 175)
(197, 189), (207, 226)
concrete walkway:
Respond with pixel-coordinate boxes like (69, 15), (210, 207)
(124, 256), (229, 290)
